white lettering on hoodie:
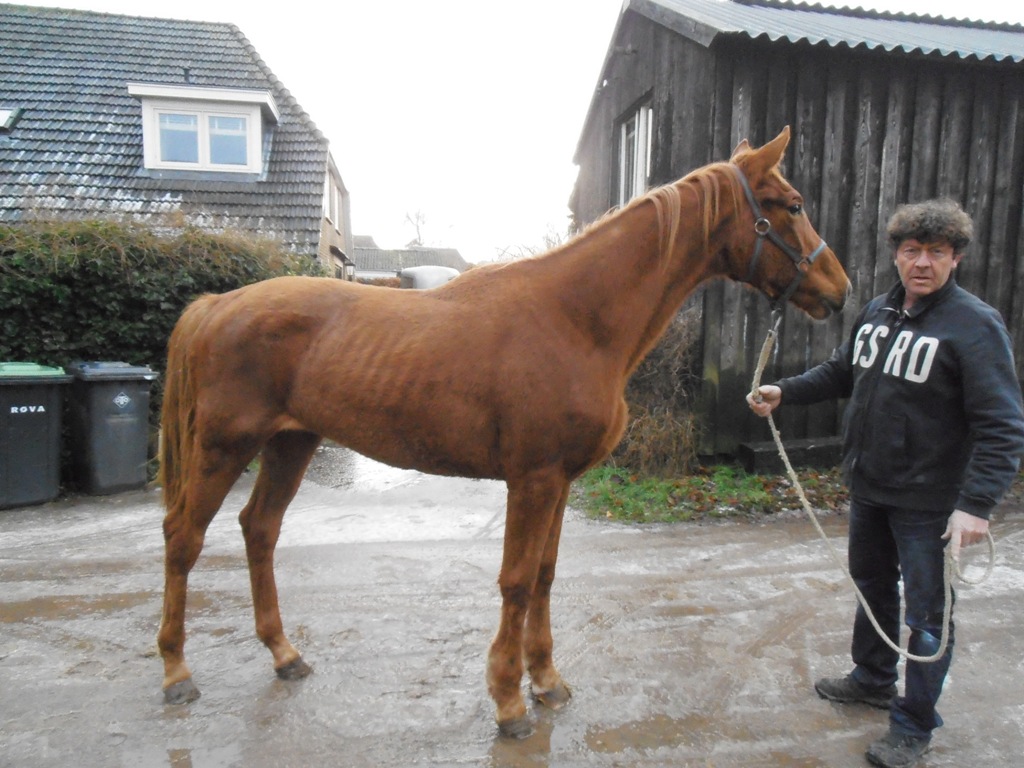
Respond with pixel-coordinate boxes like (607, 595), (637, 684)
(852, 324), (939, 383)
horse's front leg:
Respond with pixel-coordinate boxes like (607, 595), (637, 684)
(488, 470), (567, 738)
(524, 483), (572, 710)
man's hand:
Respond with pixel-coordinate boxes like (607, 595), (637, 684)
(942, 509), (989, 562)
(746, 385), (782, 418)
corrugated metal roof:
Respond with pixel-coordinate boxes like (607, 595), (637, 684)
(629, 0), (1024, 63)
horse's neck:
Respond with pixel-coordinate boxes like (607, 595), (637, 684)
(552, 184), (724, 374)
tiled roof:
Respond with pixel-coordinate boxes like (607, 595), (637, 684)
(0, 3), (331, 256)
(353, 246), (469, 275)
(628, 0), (1024, 63)
(353, 234), (380, 249)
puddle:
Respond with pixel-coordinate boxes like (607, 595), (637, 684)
(0, 590), (153, 622)
(586, 713), (707, 753)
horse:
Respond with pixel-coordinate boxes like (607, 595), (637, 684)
(157, 126), (850, 737)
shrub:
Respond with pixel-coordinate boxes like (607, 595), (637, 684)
(608, 304), (703, 476)
(0, 219), (328, 485)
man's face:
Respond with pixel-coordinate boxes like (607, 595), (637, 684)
(895, 238), (963, 308)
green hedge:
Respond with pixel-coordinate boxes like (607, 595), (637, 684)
(0, 219), (327, 486)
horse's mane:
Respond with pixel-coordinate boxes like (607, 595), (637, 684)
(578, 161), (742, 270)
(680, 161), (744, 252)
(465, 161), (743, 280)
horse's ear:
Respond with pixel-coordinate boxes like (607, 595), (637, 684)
(754, 126), (791, 170)
(730, 138), (751, 160)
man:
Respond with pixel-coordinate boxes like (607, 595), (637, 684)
(748, 198), (1024, 768)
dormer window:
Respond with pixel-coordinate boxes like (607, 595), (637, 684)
(0, 107), (24, 134)
(128, 83), (279, 174)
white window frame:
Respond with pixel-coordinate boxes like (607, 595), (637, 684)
(616, 102), (653, 206)
(0, 107), (24, 133)
(323, 174), (343, 232)
(128, 83), (278, 174)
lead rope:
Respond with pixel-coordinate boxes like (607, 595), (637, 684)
(749, 314), (994, 663)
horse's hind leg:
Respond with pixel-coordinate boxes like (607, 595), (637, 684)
(239, 430), (321, 680)
(525, 483), (572, 710)
(159, 444), (255, 704)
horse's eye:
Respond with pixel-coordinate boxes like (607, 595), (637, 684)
(788, 204), (803, 215)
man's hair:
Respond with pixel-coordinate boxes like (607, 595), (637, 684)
(886, 198), (973, 253)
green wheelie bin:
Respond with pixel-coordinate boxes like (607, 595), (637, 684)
(0, 362), (73, 509)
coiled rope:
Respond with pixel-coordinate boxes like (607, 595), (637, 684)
(749, 312), (994, 663)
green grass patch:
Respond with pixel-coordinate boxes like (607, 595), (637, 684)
(572, 464), (849, 524)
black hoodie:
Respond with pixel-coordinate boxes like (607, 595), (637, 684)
(776, 278), (1024, 518)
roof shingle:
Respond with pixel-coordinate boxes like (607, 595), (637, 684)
(0, 3), (332, 256)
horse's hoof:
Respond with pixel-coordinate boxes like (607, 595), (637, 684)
(275, 657), (312, 680)
(533, 681), (572, 710)
(163, 678), (201, 705)
(497, 714), (534, 740)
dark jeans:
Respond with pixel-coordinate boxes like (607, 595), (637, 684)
(846, 498), (954, 739)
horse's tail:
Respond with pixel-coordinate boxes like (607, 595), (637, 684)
(159, 295), (217, 513)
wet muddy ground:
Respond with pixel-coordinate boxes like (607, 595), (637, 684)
(2, 444), (1023, 767)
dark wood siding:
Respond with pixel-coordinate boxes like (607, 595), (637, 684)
(572, 11), (1024, 456)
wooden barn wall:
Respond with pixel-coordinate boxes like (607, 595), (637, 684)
(572, 12), (1024, 458)
(573, 14), (657, 225)
(698, 37), (1024, 456)
(700, 36), (858, 455)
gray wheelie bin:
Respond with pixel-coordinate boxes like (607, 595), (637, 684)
(66, 361), (158, 495)
(0, 362), (73, 509)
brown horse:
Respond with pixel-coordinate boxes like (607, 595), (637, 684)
(157, 126), (850, 737)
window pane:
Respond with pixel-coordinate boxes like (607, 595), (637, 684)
(619, 116), (638, 205)
(616, 104), (653, 206)
(209, 115), (248, 166)
(642, 105), (653, 183)
(159, 113), (199, 163)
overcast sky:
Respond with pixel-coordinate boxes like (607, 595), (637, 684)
(21, 0), (1024, 262)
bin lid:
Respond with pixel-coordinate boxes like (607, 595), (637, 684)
(67, 361), (158, 381)
(0, 362), (73, 383)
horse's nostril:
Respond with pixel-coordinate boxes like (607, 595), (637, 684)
(829, 284), (851, 313)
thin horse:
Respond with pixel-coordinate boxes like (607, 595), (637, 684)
(158, 126), (850, 737)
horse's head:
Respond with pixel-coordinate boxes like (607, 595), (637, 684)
(726, 126), (850, 319)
